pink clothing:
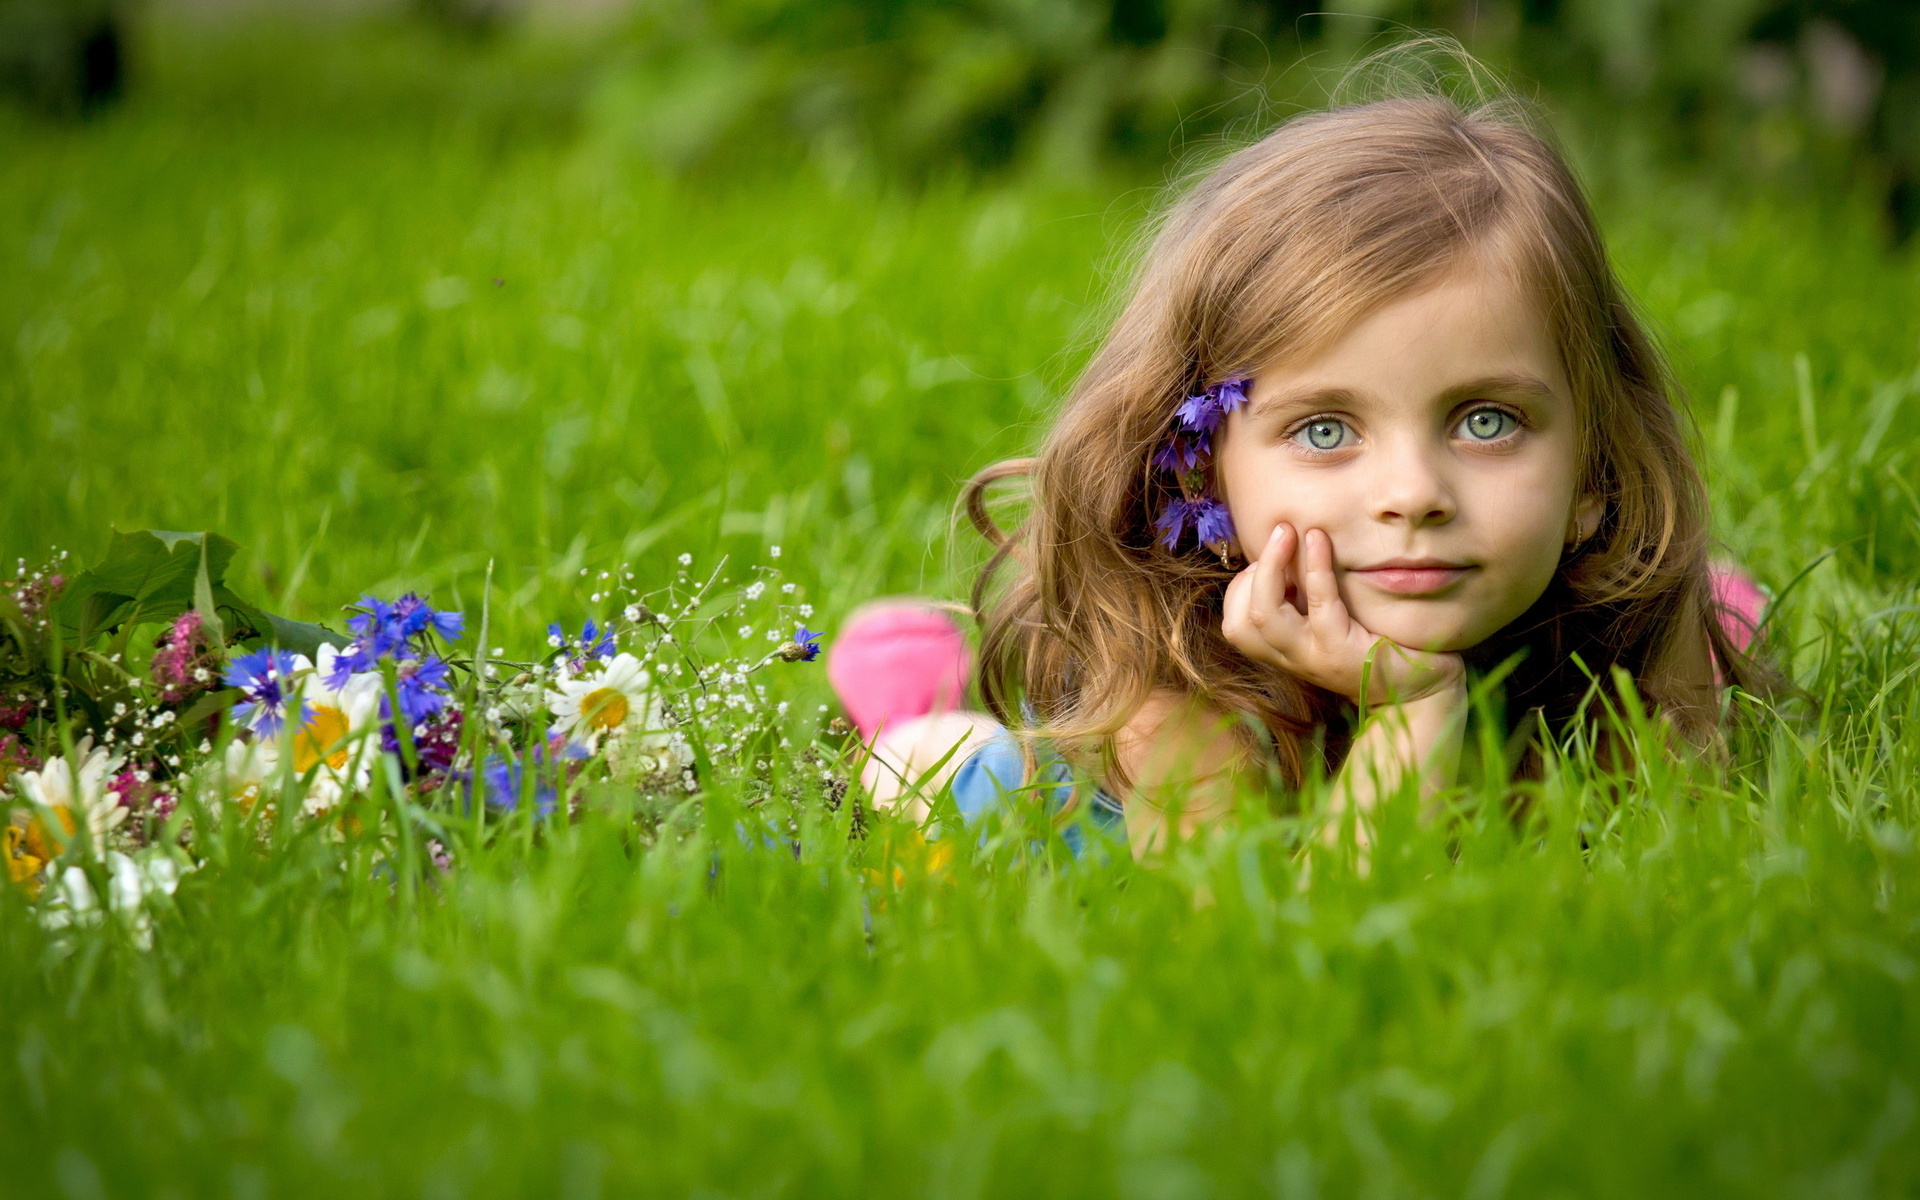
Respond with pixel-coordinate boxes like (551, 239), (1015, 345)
(824, 602), (971, 741)
(1710, 563), (1767, 653)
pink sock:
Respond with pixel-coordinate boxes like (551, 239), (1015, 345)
(825, 601), (972, 742)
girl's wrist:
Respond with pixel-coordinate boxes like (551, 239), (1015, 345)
(1367, 681), (1468, 721)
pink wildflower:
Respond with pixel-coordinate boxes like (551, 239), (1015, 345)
(151, 610), (217, 705)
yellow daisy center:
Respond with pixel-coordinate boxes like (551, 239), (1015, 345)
(5, 824), (46, 889)
(25, 807), (75, 861)
(294, 705), (354, 773)
(580, 687), (630, 733)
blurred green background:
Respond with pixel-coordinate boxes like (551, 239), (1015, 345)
(6, 7), (1920, 1197)
(3, 0), (1917, 643)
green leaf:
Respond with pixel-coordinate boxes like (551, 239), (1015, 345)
(45, 527), (350, 660)
(52, 529), (243, 641)
(259, 612), (352, 659)
(193, 536), (227, 646)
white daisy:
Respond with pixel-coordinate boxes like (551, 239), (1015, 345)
(547, 652), (661, 749)
(14, 740), (122, 858)
(281, 647), (385, 814)
(210, 737), (279, 814)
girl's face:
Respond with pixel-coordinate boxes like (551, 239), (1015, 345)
(1216, 252), (1600, 654)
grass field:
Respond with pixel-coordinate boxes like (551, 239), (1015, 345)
(4, 15), (1920, 1198)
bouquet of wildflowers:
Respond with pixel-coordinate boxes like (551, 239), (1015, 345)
(2, 530), (836, 939)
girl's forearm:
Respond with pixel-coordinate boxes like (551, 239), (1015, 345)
(1328, 685), (1468, 836)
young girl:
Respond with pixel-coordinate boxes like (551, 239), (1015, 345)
(827, 86), (1766, 855)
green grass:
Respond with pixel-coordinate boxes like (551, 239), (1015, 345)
(4, 15), (1920, 1198)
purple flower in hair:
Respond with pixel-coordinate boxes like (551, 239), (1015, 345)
(1154, 497), (1236, 552)
(1154, 499), (1197, 550)
(1171, 378), (1250, 436)
(1214, 378), (1249, 416)
(1174, 392), (1223, 434)
(1152, 377), (1249, 556)
(1151, 436), (1207, 473)
(1194, 498), (1235, 548)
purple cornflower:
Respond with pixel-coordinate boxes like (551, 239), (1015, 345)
(225, 648), (307, 736)
(1193, 498), (1235, 548)
(1153, 497), (1236, 552)
(1153, 378), (1249, 555)
(1171, 378), (1251, 436)
(1151, 436), (1208, 473)
(1174, 392), (1225, 434)
(1154, 499), (1199, 550)
(1214, 378), (1249, 416)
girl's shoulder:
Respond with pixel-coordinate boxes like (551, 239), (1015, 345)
(1112, 688), (1253, 801)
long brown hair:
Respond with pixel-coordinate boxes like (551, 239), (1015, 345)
(965, 83), (1758, 792)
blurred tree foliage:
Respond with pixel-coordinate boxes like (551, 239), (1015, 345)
(590, 0), (1920, 234)
(0, 0), (125, 116)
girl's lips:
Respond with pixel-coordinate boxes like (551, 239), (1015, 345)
(1350, 564), (1477, 595)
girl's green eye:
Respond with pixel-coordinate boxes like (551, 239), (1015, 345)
(1459, 408), (1517, 441)
(1295, 419), (1351, 451)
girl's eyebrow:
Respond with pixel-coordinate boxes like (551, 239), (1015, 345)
(1247, 372), (1558, 418)
(1247, 384), (1366, 419)
(1439, 372), (1559, 403)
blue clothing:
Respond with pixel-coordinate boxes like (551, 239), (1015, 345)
(947, 728), (1126, 854)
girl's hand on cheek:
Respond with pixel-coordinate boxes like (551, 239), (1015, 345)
(1222, 525), (1465, 705)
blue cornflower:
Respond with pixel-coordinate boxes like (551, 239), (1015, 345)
(793, 627), (822, 661)
(384, 655), (453, 727)
(330, 594), (465, 687)
(467, 755), (558, 818)
(777, 626), (823, 663)
(461, 741), (590, 818)
(344, 595), (403, 655)
(224, 648), (308, 736)
(390, 593), (465, 642)
(548, 618), (617, 666)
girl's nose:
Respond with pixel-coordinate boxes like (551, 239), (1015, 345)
(1370, 448), (1457, 529)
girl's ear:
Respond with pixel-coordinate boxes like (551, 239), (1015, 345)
(1569, 494), (1604, 546)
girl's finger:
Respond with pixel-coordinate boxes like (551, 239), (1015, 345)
(1222, 563), (1277, 657)
(1221, 564), (1253, 638)
(1300, 528), (1350, 643)
(1254, 523), (1297, 617)
(1254, 525), (1309, 651)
